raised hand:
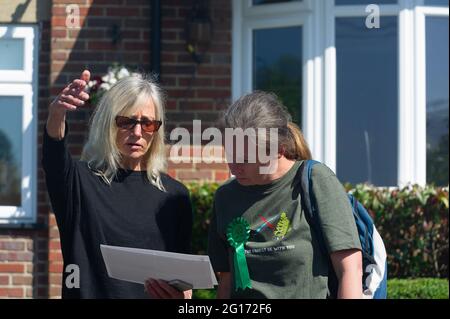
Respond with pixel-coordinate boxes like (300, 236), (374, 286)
(50, 70), (91, 114)
(47, 70), (91, 140)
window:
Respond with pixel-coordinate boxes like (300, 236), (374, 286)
(0, 25), (38, 224)
(233, 0), (449, 186)
(253, 26), (303, 124)
(424, 0), (449, 6)
(336, 17), (398, 186)
(425, 17), (449, 185)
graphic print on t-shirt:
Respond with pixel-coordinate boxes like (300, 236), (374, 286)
(253, 211), (292, 241)
(246, 200), (299, 255)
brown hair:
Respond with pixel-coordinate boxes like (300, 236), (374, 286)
(284, 122), (312, 160)
(223, 91), (312, 160)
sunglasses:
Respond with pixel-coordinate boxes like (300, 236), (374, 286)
(115, 116), (162, 133)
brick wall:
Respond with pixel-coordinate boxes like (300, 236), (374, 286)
(46, 0), (231, 298)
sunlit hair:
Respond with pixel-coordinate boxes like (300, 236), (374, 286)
(81, 73), (167, 191)
(223, 91), (312, 160)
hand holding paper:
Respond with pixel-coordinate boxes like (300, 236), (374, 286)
(100, 244), (218, 289)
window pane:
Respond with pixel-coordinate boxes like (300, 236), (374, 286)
(253, 27), (302, 125)
(426, 18), (449, 186)
(0, 96), (22, 206)
(253, 0), (301, 5)
(424, 0), (449, 6)
(335, 0), (397, 5)
(336, 17), (398, 186)
(0, 38), (24, 70)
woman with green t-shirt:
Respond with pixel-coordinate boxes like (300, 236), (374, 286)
(207, 91), (363, 299)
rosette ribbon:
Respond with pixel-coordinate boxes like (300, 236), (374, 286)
(226, 217), (252, 290)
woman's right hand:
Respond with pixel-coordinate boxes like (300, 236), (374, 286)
(49, 70), (91, 115)
(144, 278), (193, 299)
(47, 70), (91, 140)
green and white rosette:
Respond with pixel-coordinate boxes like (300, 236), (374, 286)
(226, 217), (252, 291)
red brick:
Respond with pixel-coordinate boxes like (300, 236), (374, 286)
(0, 288), (24, 298)
(49, 263), (63, 273)
(49, 228), (60, 238)
(54, 0), (86, 4)
(26, 264), (33, 274)
(197, 89), (230, 99)
(0, 252), (33, 262)
(87, 41), (116, 50)
(49, 252), (63, 262)
(0, 264), (25, 273)
(106, 7), (140, 16)
(215, 171), (231, 182)
(167, 169), (177, 179)
(177, 170), (212, 181)
(50, 286), (62, 298)
(0, 275), (9, 285)
(49, 214), (57, 227)
(196, 162), (228, 170)
(214, 78), (231, 87)
(51, 29), (67, 38)
(49, 240), (61, 250)
(0, 241), (25, 251)
(12, 275), (33, 285)
(167, 161), (195, 169)
(49, 274), (62, 285)
(124, 42), (149, 51)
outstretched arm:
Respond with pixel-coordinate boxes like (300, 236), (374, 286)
(47, 70), (90, 140)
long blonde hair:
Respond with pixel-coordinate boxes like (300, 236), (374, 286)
(81, 74), (167, 191)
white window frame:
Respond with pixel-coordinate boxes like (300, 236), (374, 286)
(0, 25), (38, 224)
(413, 1), (449, 185)
(0, 26), (36, 83)
(233, 0), (327, 162)
(232, 0), (449, 186)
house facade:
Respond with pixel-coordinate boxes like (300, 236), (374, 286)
(0, 0), (448, 298)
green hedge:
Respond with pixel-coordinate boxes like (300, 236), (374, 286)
(187, 183), (449, 279)
(193, 278), (449, 299)
(348, 184), (448, 279)
(187, 183), (219, 255)
(387, 278), (449, 299)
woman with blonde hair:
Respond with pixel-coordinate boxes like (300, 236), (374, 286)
(208, 91), (363, 299)
(43, 70), (192, 299)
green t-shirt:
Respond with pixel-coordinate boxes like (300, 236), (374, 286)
(207, 160), (361, 299)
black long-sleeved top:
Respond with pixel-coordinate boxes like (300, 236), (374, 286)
(42, 126), (193, 298)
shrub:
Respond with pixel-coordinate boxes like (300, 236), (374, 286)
(193, 289), (217, 300)
(387, 278), (449, 299)
(186, 183), (219, 255)
(348, 184), (449, 278)
(192, 279), (449, 299)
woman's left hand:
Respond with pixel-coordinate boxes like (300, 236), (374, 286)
(144, 278), (193, 299)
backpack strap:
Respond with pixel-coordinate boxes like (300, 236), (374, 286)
(298, 159), (339, 298)
(298, 159), (328, 256)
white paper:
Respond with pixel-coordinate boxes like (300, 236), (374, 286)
(100, 244), (218, 289)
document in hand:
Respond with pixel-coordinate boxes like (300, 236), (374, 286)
(100, 244), (218, 289)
